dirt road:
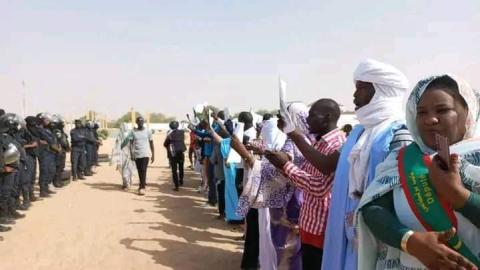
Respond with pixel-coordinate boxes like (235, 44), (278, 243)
(0, 134), (242, 270)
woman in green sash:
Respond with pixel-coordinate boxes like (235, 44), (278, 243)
(357, 75), (480, 270)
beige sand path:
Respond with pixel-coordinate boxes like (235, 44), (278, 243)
(0, 134), (242, 270)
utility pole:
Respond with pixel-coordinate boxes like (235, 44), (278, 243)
(21, 80), (27, 117)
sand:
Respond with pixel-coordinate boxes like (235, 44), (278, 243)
(0, 133), (243, 270)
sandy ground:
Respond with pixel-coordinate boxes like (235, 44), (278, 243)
(0, 133), (243, 270)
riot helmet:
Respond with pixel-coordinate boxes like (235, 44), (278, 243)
(0, 113), (21, 133)
(36, 112), (52, 127)
(3, 143), (20, 165)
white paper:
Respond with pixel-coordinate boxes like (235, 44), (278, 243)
(208, 109), (214, 129)
(226, 122), (244, 164)
(279, 78), (288, 113)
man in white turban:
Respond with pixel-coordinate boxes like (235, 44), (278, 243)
(322, 59), (413, 270)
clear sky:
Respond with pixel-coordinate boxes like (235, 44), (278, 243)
(1, 0), (479, 120)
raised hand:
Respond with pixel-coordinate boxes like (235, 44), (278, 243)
(278, 78), (296, 134)
(424, 154), (471, 209)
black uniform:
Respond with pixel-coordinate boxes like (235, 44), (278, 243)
(37, 126), (57, 196)
(84, 127), (96, 175)
(13, 129), (32, 209)
(93, 124), (100, 166)
(53, 128), (70, 187)
(24, 124), (39, 201)
(0, 134), (18, 224)
(70, 127), (87, 179)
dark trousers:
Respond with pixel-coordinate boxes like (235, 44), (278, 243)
(241, 208), (259, 269)
(135, 157), (149, 189)
(26, 155), (36, 194)
(54, 152), (66, 184)
(12, 167), (21, 199)
(207, 163), (217, 205)
(169, 153), (184, 188)
(39, 151), (56, 192)
(71, 148), (86, 178)
(17, 161), (30, 203)
(217, 179), (225, 216)
(0, 173), (15, 215)
(85, 143), (95, 167)
(301, 244), (323, 269)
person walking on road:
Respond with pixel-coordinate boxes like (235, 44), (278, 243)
(122, 117), (154, 196)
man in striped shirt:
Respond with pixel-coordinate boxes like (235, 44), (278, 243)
(266, 98), (346, 269)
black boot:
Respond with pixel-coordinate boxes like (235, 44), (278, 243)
(0, 217), (15, 225)
(29, 192), (38, 202)
(84, 167), (93, 176)
(39, 187), (51, 198)
(21, 190), (31, 210)
(0, 206), (15, 225)
(14, 198), (22, 210)
(53, 179), (63, 188)
(9, 207), (25, 219)
(0, 225), (11, 232)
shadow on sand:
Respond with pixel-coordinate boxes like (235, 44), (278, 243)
(118, 167), (243, 270)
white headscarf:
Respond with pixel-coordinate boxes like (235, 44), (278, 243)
(406, 74), (480, 154)
(348, 59), (410, 198)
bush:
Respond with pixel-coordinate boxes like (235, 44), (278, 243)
(97, 129), (109, 140)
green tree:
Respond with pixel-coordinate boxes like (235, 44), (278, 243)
(149, 112), (176, 123)
(230, 109), (278, 119)
(112, 111), (177, 128)
(113, 111), (141, 128)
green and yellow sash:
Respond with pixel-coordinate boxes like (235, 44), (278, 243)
(399, 143), (480, 266)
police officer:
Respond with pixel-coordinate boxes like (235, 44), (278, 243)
(0, 114), (24, 225)
(70, 120), (87, 180)
(0, 133), (19, 231)
(84, 121), (97, 176)
(37, 113), (59, 197)
(93, 122), (101, 166)
(7, 114), (36, 211)
(51, 114), (70, 187)
(24, 116), (40, 202)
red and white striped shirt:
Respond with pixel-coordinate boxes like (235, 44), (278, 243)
(283, 128), (346, 242)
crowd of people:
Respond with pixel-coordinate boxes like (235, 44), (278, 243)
(0, 111), (101, 233)
(160, 59), (480, 270)
(2, 58), (479, 270)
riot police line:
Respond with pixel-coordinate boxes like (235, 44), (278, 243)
(0, 110), (101, 232)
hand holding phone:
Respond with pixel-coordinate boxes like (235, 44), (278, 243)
(434, 133), (450, 170)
